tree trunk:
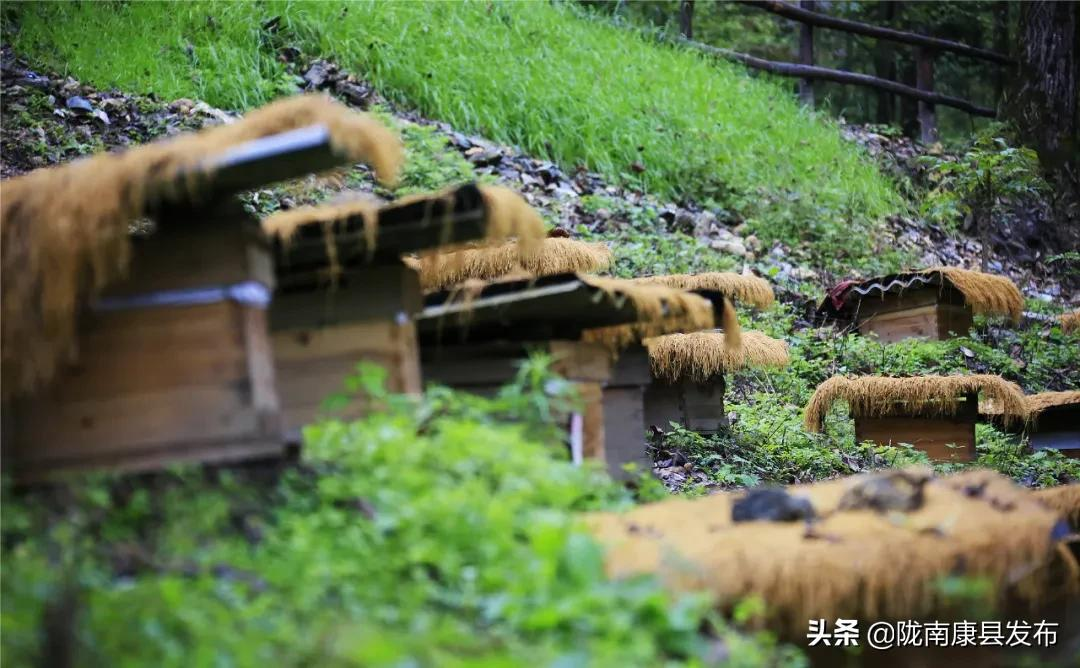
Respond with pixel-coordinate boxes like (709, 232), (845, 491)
(874, 1), (897, 125)
(797, 0), (815, 107)
(678, 0), (694, 40)
(1009, 1), (1080, 255)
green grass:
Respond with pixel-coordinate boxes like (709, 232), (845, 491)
(8, 0), (903, 268)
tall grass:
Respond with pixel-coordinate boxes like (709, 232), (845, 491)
(9, 0), (904, 265)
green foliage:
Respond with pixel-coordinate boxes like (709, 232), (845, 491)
(919, 128), (1049, 233)
(2, 360), (802, 666)
(577, 195), (742, 277)
(8, 0), (902, 267)
(967, 425), (1080, 488)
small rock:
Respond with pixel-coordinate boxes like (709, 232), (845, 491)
(170, 98), (196, 114)
(630, 161), (646, 174)
(91, 109), (110, 125)
(593, 208), (612, 221)
(744, 234), (761, 251)
(732, 488), (816, 523)
(710, 239), (747, 257)
(303, 61), (332, 88)
(336, 81), (372, 108)
(65, 96), (93, 113)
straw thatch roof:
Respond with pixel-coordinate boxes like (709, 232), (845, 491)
(1, 94), (402, 398)
(804, 374), (1028, 432)
(580, 278), (736, 353)
(632, 273), (774, 309)
(645, 330), (788, 384)
(1034, 484), (1080, 528)
(981, 390), (1080, 420)
(263, 185), (546, 265)
(588, 468), (1076, 634)
(406, 237), (612, 291)
(1061, 310), (1080, 334)
(1026, 391), (1080, 415)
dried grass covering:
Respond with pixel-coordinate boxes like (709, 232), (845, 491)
(633, 272), (774, 309)
(804, 374), (1028, 432)
(1034, 484), (1080, 528)
(645, 330), (788, 383)
(588, 469), (1076, 634)
(925, 266), (1023, 322)
(410, 238), (612, 291)
(580, 278), (735, 352)
(1060, 310), (1080, 334)
(1026, 391), (1080, 415)
(1, 94), (402, 397)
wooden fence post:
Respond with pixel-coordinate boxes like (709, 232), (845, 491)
(916, 46), (938, 143)
(798, 0), (815, 106)
(679, 0), (694, 40)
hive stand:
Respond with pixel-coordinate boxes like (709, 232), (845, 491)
(3, 127), (349, 479)
(643, 376), (728, 435)
(818, 273), (974, 343)
(268, 184), (490, 444)
(602, 346), (653, 476)
(853, 391), (978, 462)
(418, 273), (663, 474)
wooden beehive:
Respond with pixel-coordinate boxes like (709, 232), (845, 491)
(418, 273), (668, 473)
(267, 184), (491, 443)
(0, 124), (372, 480)
(853, 391), (978, 462)
(4, 201), (282, 478)
(816, 268), (1023, 343)
(1029, 403), (1080, 456)
(853, 286), (972, 343)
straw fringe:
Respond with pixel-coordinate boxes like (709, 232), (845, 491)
(804, 374), (1028, 432)
(633, 272), (774, 309)
(580, 279), (726, 352)
(1060, 310), (1080, 334)
(0, 93), (402, 398)
(411, 238), (612, 291)
(1026, 391), (1080, 415)
(588, 469), (1075, 634)
(925, 266), (1023, 322)
(645, 330), (789, 383)
(1034, 484), (1080, 528)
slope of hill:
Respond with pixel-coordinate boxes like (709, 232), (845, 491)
(8, 0), (904, 270)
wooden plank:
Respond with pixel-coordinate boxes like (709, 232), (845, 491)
(108, 200), (273, 296)
(51, 303), (250, 400)
(601, 386), (650, 478)
(14, 438), (285, 482)
(859, 304), (972, 342)
(644, 383), (685, 431)
(274, 319), (422, 436)
(855, 415), (976, 461)
(242, 306), (280, 416)
(579, 382), (606, 462)
(10, 385), (264, 464)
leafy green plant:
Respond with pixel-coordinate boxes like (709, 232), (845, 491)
(920, 128), (1048, 238)
(1, 359), (803, 666)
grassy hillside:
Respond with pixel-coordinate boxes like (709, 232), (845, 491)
(9, 0), (902, 263)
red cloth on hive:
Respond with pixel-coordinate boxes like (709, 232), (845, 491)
(827, 280), (859, 310)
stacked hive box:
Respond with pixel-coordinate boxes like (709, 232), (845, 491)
(1, 96), (401, 479)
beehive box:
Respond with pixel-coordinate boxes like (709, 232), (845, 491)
(4, 202), (282, 478)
